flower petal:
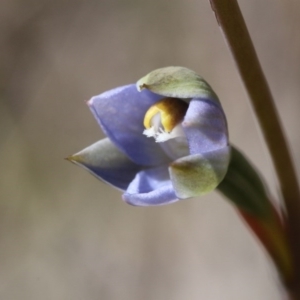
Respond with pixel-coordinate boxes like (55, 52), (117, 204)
(136, 66), (220, 104)
(182, 99), (228, 154)
(88, 84), (170, 166)
(169, 146), (231, 199)
(67, 138), (143, 190)
(123, 165), (178, 206)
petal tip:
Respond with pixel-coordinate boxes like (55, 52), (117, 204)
(86, 98), (94, 107)
(122, 193), (139, 206)
(65, 154), (83, 164)
(136, 80), (148, 92)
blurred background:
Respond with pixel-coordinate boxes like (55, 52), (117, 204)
(1, 0), (300, 299)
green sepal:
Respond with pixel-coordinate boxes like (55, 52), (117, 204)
(136, 66), (220, 105)
(170, 147), (231, 199)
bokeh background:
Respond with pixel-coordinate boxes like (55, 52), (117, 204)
(1, 0), (300, 299)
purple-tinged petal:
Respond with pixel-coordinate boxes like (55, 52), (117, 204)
(67, 138), (143, 191)
(123, 165), (178, 206)
(182, 99), (228, 154)
(88, 84), (170, 166)
(169, 146), (231, 199)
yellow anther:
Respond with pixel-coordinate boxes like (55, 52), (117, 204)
(143, 98), (188, 132)
(143, 105), (161, 129)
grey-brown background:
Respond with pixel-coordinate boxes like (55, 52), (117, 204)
(1, 0), (300, 299)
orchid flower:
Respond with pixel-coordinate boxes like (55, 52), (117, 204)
(67, 67), (231, 206)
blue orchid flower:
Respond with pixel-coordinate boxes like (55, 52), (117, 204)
(67, 67), (231, 206)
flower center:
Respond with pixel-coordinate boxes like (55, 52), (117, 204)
(143, 97), (188, 143)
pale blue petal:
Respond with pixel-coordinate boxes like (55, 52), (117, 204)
(123, 166), (178, 206)
(88, 85), (169, 166)
(182, 99), (228, 154)
(67, 138), (143, 190)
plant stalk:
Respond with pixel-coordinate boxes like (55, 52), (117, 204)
(209, 0), (300, 297)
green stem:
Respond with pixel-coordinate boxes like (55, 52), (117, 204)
(209, 0), (300, 296)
